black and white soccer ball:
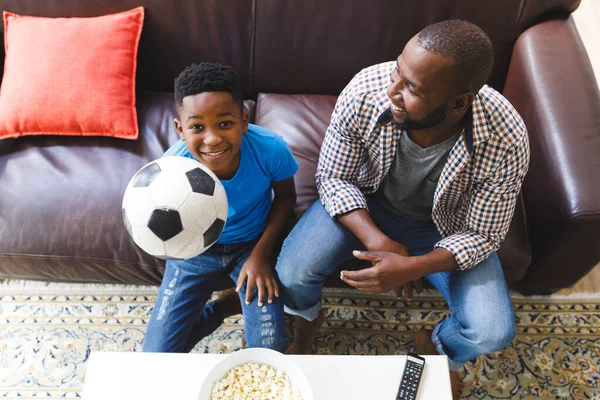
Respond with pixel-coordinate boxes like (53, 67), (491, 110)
(122, 156), (228, 260)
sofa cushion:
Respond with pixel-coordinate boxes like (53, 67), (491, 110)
(255, 93), (531, 286)
(0, 92), (172, 284)
(0, 7), (144, 140)
(0, 91), (256, 285)
(256, 93), (337, 215)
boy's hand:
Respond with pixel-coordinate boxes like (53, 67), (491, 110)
(235, 251), (279, 307)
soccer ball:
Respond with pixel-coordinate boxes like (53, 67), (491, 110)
(122, 156), (228, 260)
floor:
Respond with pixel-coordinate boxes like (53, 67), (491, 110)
(556, 263), (600, 294)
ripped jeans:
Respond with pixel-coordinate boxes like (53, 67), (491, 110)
(142, 240), (287, 353)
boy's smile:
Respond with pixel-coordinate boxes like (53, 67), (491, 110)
(174, 91), (248, 180)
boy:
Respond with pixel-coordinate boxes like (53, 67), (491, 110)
(142, 62), (298, 353)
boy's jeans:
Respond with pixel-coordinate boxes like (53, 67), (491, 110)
(276, 199), (516, 370)
(143, 240), (287, 353)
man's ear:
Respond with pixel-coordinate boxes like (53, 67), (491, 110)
(451, 92), (475, 113)
(174, 118), (183, 140)
(241, 110), (249, 134)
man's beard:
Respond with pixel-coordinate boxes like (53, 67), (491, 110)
(399, 101), (448, 131)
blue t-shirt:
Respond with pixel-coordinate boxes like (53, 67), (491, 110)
(163, 124), (299, 244)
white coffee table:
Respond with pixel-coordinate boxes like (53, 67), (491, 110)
(82, 352), (452, 399)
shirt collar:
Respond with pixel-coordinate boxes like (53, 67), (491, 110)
(372, 85), (492, 152)
(374, 88), (391, 114)
(373, 89), (393, 127)
(470, 87), (493, 146)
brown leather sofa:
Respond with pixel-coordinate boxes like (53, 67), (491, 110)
(0, 0), (598, 294)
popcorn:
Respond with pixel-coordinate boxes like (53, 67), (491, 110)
(211, 362), (303, 400)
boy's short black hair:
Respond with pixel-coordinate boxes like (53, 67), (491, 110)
(174, 62), (244, 112)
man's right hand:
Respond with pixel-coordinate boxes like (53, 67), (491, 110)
(337, 208), (423, 300)
(363, 236), (424, 301)
(365, 235), (409, 257)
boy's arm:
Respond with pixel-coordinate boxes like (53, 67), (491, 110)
(253, 177), (297, 260)
(236, 177), (296, 306)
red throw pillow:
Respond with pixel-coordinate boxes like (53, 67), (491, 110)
(0, 7), (144, 140)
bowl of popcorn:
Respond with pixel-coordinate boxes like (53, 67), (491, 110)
(198, 348), (313, 400)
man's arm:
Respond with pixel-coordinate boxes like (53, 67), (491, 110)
(341, 135), (530, 293)
(319, 78), (424, 296)
(435, 136), (530, 270)
(316, 81), (371, 217)
(337, 208), (398, 251)
(318, 78), (412, 251)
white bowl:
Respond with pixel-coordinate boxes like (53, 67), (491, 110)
(198, 348), (313, 400)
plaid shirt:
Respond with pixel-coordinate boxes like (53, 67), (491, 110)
(316, 62), (530, 270)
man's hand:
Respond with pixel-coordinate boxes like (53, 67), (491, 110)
(367, 236), (409, 257)
(340, 250), (424, 299)
(363, 237), (423, 301)
(336, 209), (423, 300)
(236, 251), (279, 307)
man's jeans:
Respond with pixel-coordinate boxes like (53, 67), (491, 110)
(275, 199), (516, 370)
(143, 240), (287, 353)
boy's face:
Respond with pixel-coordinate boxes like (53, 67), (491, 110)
(174, 92), (248, 180)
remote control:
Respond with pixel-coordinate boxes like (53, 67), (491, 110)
(396, 354), (426, 400)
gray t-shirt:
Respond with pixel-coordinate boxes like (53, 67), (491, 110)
(374, 129), (460, 220)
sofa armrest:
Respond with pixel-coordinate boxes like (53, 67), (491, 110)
(503, 17), (600, 293)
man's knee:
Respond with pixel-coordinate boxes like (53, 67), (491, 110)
(277, 263), (318, 300)
(472, 316), (516, 354)
(276, 262), (295, 290)
(276, 240), (330, 291)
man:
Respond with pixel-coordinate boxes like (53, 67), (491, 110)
(275, 20), (529, 398)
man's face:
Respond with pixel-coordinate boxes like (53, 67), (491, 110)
(174, 92), (248, 180)
(386, 36), (459, 130)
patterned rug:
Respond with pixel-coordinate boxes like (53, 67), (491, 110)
(0, 281), (599, 399)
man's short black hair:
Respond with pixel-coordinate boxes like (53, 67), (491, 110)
(417, 20), (494, 93)
(174, 62), (244, 112)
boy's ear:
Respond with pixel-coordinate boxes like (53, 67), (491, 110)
(241, 110), (249, 134)
(174, 118), (183, 139)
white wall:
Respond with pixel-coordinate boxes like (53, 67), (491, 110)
(573, 0), (600, 86)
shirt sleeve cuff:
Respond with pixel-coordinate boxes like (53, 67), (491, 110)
(322, 187), (368, 218)
(434, 235), (480, 270)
